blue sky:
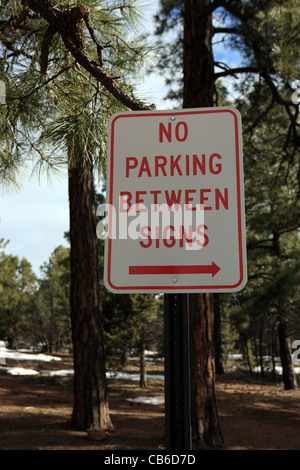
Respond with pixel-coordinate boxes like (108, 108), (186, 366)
(0, 1), (242, 276)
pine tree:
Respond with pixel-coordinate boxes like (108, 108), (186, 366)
(0, 0), (155, 432)
(154, 0), (300, 447)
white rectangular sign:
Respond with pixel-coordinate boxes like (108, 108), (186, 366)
(101, 107), (247, 293)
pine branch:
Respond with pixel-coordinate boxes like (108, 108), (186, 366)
(14, 5), (31, 28)
(21, 0), (155, 111)
(261, 72), (294, 107)
(40, 24), (58, 75)
(213, 27), (240, 36)
(9, 64), (76, 101)
(208, 1), (249, 23)
(210, 0), (299, 116)
(214, 66), (260, 79)
(81, 5), (104, 67)
(245, 96), (276, 139)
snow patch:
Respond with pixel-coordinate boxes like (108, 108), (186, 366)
(254, 365), (300, 375)
(0, 346), (61, 362)
(106, 371), (164, 381)
(1, 366), (39, 376)
(0, 345), (164, 380)
(127, 396), (164, 405)
(40, 369), (74, 376)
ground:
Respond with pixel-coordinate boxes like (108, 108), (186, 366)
(1, 354), (300, 451)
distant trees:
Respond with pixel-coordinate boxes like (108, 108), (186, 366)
(101, 289), (163, 383)
(0, 239), (37, 348)
(97, 218), (164, 383)
(227, 86), (300, 389)
(0, 240), (71, 351)
(0, 236), (164, 374)
(37, 245), (71, 353)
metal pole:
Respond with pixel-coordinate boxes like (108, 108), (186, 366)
(164, 293), (191, 450)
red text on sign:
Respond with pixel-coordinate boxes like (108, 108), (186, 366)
(139, 224), (209, 249)
(119, 188), (228, 211)
(159, 121), (189, 143)
(125, 153), (222, 178)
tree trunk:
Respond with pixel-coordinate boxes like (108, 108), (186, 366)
(139, 325), (147, 388)
(213, 294), (224, 374)
(244, 339), (253, 377)
(49, 292), (54, 354)
(183, 0), (224, 449)
(259, 322), (264, 378)
(272, 233), (296, 390)
(189, 294), (224, 449)
(278, 316), (297, 390)
(68, 161), (113, 431)
(271, 324), (277, 380)
(183, 0), (215, 109)
(121, 347), (130, 368)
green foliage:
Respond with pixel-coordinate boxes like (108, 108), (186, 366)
(36, 245), (71, 352)
(0, 1), (163, 365)
(0, 240), (73, 351)
(154, 0), (300, 372)
(99, 251), (163, 367)
(225, 84), (300, 370)
(0, 229), (164, 357)
(1, 0), (299, 376)
(0, 0), (157, 186)
(0, 239), (38, 347)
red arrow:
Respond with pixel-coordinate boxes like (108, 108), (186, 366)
(129, 262), (221, 277)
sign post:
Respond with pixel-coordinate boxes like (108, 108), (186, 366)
(164, 293), (191, 450)
(100, 106), (247, 450)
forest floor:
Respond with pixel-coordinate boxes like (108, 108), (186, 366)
(1, 353), (300, 451)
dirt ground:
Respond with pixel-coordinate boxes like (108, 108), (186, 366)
(1, 354), (300, 451)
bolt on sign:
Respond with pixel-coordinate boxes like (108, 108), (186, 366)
(99, 107), (247, 293)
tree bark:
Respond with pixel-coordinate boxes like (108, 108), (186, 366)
(68, 161), (113, 431)
(244, 339), (253, 377)
(183, 0), (215, 109)
(183, 0), (224, 449)
(272, 233), (297, 390)
(278, 316), (297, 390)
(259, 322), (264, 378)
(213, 294), (224, 374)
(189, 294), (224, 449)
(271, 324), (277, 380)
(139, 325), (147, 388)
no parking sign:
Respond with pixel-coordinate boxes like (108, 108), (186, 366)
(100, 107), (247, 293)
